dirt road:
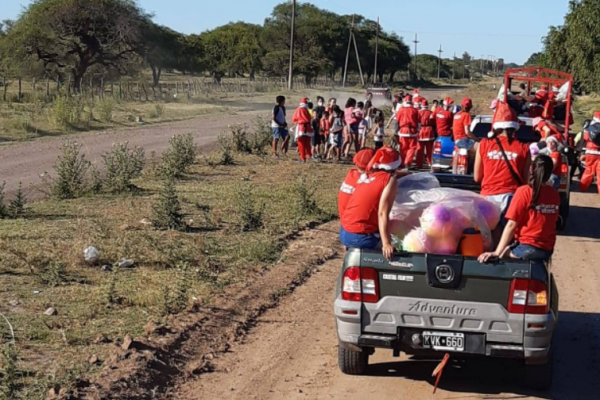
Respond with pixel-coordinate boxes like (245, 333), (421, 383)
(0, 87), (457, 198)
(167, 191), (600, 400)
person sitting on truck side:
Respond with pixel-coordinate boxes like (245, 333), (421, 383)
(547, 136), (563, 189)
(580, 112), (600, 195)
(338, 148), (375, 219)
(435, 97), (455, 138)
(397, 95), (419, 169)
(453, 98), (480, 154)
(533, 117), (565, 144)
(417, 100), (436, 168)
(340, 147), (400, 260)
(474, 101), (531, 225)
(479, 155), (560, 262)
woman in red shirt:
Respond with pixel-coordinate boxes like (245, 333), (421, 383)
(474, 102), (531, 225)
(338, 148), (375, 219)
(340, 147), (400, 260)
(479, 155), (559, 262)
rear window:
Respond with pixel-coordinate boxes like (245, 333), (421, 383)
(472, 122), (541, 143)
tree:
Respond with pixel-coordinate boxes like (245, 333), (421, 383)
(525, 52), (545, 66)
(143, 24), (185, 86)
(5, 0), (151, 86)
(200, 22), (264, 81)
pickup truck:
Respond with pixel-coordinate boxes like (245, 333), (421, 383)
(334, 178), (559, 390)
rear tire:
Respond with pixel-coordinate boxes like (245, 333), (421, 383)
(557, 192), (570, 231)
(524, 352), (554, 391)
(338, 343), (369, 375)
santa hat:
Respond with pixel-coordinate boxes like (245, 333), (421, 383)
(593, 111), (600, 123)
(421, 99), (429, 109)
(367, 146), (402, 172)
(443, 97), (454, 107)
(412, 89), (420, 98)
(353, 148), (375, 171)
(546, 135), (560, 148)
(462, 98), (473, 108)
(300, 97), (309, 104)
(491, 102), (520, 134)
(539, 85), (548, 92)
(552, 85), (560, 93)
(403, 95), (413, 106)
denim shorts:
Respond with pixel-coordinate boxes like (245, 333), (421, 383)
(272, 127), (289, 140)
(340, 227), (381, 249)
(485, 193), (514, 228)
(348, 123), (359, 134)
(455, 138), (476, 150)
(511, 243), (553, 261)
(550, 174), (561, 189)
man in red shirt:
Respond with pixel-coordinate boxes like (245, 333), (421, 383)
(453, 98), (479, 153)
(580, 112), (600, 195)
(417, 100), (435, 168)
(534, 118), (565, 144)
(396, 95), (419, 169)
(338, 148), (375, 218)
(479, 155), (559, 262)
(435, 97), (454, 137)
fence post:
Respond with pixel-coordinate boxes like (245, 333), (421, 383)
(46, 78), (50, 99)
(18, 78), (22, 101)
(89, 76), (94, 102)
(2, 76), (6, 102)
(141, 83), (149, 101)
(176, 81), (179, 96)
(100, 76), (105, 100)
(32, 77), (36, 97)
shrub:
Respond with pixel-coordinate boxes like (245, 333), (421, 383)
(102, 142), (145, 193)
(230, 124), (251, 153)
(291, 176), (324, 220)
(0, 182), (7, 219)
(159, 133), (197, 178)
(8, 182), (26, 218)
(217, 133), (235, 165)
(97, 98), (115, 122)
(38, 260), (67, 287)
(152, 178), (186, 231)
(89, 164), (103, 194)
(0, 343), (18, 400)
(149, 103), (165, 119)
(249, 116), (272, 155)
(51, 96), (83, 128)
(235, 184), (265, 232)
(47, 141), (90, 200)
(104, 271), (118, 306)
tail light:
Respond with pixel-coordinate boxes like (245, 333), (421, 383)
(433, 141), (442, 156)
(507, 279), (549, 315)
(341, 267), (380, 303)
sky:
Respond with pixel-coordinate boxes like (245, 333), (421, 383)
(1, 0), (570, 65)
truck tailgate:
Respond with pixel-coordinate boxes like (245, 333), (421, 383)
(352, 250), (531, 344)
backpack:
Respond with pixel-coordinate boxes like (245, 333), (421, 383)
(588, 123), (600, 146)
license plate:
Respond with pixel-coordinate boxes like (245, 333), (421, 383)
(423, 332), (465, 352)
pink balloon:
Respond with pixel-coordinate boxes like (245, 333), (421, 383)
(474, 198), (501, 230)
(403, 228), (432, 253)
(421, 204), (455, 238)
(432, 235), (460, 255)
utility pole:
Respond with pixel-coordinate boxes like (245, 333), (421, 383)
(437, 45), (443, 80)
(413, 33), (420, 80)
(287, 0), (296, 90)
(373, 17), (379, 84)
(480, 54), (485, 77)
(352, 31), (365, 86)
(452, 52), (456, 83)
(343, 15), (355, 87)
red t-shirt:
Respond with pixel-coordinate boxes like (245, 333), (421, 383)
(341, 171), (392, 234)
(549, 151), (563, 175)
(338, 169), (361, 219)
(435, 109), (454, 137)
(505, 185), (560, 251)
(478, 136), (530, 196)
(539, 121), (564, 142)
(452, 111), (472, 141)
(320, 118), (330, 137)
(584, 131), (600, 153)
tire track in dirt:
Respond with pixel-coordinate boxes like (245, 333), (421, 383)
(168, 191), (600, 400)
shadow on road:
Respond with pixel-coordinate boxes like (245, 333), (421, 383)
(559, 204), (600, 240)
(366, 311), (600, 400)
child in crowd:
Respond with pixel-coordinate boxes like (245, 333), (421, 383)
(372, 116), (385, 150)
(343, 98), (358, 158)
(357, 101), (369, 150)
(547, 136), (563, 189)
(292, 97), (314, 163)
(326, 98), (337, 115)
(320, 110), (331, 157)
(271, 95), (289, 158)
(479, 155), (560, 262)
(311, 108), (322, 159)
(328, 105), (344, 161)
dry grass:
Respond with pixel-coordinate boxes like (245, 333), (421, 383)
(0, 147), (349, 398)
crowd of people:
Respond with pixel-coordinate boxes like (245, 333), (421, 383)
(270, 85), (600, 263)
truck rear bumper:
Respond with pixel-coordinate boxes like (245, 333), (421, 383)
(334, 296), (556, 363)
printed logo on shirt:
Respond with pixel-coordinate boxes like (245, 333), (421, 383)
(340, 183), (355, 194)
(436, 114), (447, 119)
(357, 174), (376, 185)
(454, 115), (462, 120)
(535, 204), (559, 214)
(486, 150), (519, 161)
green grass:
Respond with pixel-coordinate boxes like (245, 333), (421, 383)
(0, 150), (348, 398)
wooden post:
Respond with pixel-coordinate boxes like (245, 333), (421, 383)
(46, 78), (50, 98)
(111, 81), (114, 99)
(89, 76), (94, 101)
(56, 75), (61, 95)
(2, 76), (7, 102)
(151, 85), (157, 101)
(176, 81), (179, 96)
(119, 80), (123, 100)
(100, 76), (105, 99)
(18, 78), (22, 101)
(32, 77), (37, 97)
(141, 83), (149, 101)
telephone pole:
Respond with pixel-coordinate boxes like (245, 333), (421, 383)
(437, 45), (443, 80)
(343, 15), (355, 87)
(373, 17), (379, 84)
(413, 33), (420, 80)
(287, 0), (296, 90)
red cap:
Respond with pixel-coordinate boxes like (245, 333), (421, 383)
(421, 99), (428, 108)
(353, 148), (375, 170)
(301, 97), (309, 104)
(593, 111), (600, 121)
(367, 146), (402, 172)
(462, 98), (473, 108)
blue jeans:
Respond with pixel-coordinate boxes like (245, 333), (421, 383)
(550, 174), (561, 189)
(511, 243), (553, 261)
(272, 127), (289, 140)
(340, 227), (381, 249)
(486, 193), (514, 228)
(455, 138), (476, 150)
